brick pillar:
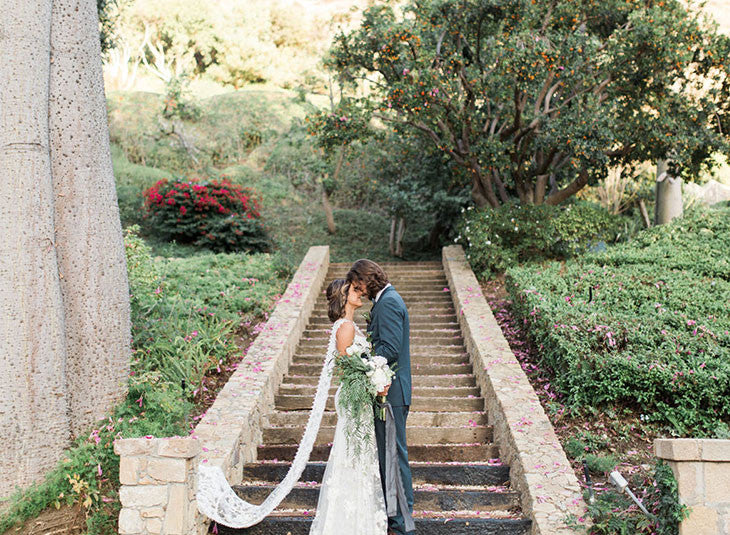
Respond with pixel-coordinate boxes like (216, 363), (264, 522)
(655, 438), (730, 534)
(114, 437), (205, 535)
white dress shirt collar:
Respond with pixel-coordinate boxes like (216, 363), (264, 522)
(374, 283), (392, 303)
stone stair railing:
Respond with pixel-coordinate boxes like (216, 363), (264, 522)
(442, 245), (585, 534)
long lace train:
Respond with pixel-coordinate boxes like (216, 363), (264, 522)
(195, 319), (345, 528)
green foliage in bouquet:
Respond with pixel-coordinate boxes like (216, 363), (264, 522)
(142, 177), (269, 253)
(333, 352), (377, 456)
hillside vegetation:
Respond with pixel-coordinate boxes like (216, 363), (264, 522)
(108, 88), (432, 264)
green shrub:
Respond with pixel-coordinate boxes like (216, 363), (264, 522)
(162, 74), (201, 122)
(569, 461), (688, 535)
(552, 202), (626, 256)
(112, 145), (169, 228)
(507, 208), (730, 435)
(456, 201), (624, 277)
(142, 177), (269, 253)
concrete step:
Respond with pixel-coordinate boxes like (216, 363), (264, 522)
(281, 374), (477, 387)
(312, 303), (455, 312)
(265, 410), (487, 428)
(323, 278), (449, 286)
(233, 483), (519, 511)
(326, 269), (446, 276)
(322, 284), (452, 292)
(242, 460), (510, 486)
(299, 333), (464, 344)
(292, 354), (468, 366)
(287, 362), (473, 376)
(256, 442), (500, 462)
(274, 395), (484, 412)
(302, 327), (462, 337)
(329, 261), (443, 265)
(308, 315), (457, 325)
(262, 425), (492, 445)
(297, 341), (465, 353)
(277, 385), (479, 398)
(326, 268), (445, 275)
(212, 516), (531, 535)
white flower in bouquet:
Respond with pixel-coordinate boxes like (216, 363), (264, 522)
(345, 338), (371, 357)
(366, 355), (394, 394)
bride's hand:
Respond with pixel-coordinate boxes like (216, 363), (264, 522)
(377, 384), (390, 397)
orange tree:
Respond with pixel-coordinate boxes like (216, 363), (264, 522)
(327, 0), (730, 208)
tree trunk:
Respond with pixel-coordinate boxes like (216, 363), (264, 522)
(321, 147), (346, 235)
(0, 0), (71, 498)
(638, 199), (652, 229)
(322, 187), (336, 234)
(395, 217), (406, 257)
(389, 217), (397, 256)
(49, 0), (131, 437)
(654, 160), (683, 225)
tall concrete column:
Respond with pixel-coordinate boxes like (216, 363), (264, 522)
(49, 0), (132, 437)
(0, 0), (71, 498)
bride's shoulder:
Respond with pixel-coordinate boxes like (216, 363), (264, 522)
(333, 318), (355, 337)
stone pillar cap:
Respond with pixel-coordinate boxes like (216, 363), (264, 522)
(655, 438), (730, 462)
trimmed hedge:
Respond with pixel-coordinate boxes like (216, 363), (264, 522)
(506, 207), (730, 435)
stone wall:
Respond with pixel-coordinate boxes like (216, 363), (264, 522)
(113, 245), (330, 535)
(442, 245), (585, 535)
(656, 438), (730, 534)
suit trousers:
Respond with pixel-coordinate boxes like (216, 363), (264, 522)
(374, 404), (414, 535)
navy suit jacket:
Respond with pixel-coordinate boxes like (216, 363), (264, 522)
(368, 286), (411, 407)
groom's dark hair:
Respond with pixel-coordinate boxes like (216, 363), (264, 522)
(347, 259), (389, 300)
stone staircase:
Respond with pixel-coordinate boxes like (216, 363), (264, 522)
(216, 262), (531, 534)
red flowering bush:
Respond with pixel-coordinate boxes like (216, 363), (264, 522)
(142, 177), (269, 253)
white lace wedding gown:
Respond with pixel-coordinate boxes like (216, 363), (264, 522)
(309, 318), (388, 535)
(195, 318), (387, 534)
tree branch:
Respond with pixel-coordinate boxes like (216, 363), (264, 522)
(545, 169), (589, 205)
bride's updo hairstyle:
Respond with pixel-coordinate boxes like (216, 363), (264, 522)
(326, 279), (349, 322)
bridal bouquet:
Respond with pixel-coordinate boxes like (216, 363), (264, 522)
(333, 338), (394, 452)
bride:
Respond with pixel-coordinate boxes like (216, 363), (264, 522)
(309, 278), (388, 534)
(195, 279), (388, 533)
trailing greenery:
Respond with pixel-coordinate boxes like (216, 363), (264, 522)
(0, 227), (287, 534)
(505, 207), (730, 435)
(456, 201), (625, 277)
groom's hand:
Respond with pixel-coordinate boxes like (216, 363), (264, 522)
(377, 384), (390, 397)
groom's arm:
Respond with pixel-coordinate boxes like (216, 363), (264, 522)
(372, 297), (404, 367)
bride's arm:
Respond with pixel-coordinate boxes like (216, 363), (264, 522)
(335, 321), (355, 356)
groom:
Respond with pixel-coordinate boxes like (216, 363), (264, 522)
(347, 259), (414, 535)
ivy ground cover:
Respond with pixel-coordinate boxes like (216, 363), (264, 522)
(507, 207), (730, 436)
